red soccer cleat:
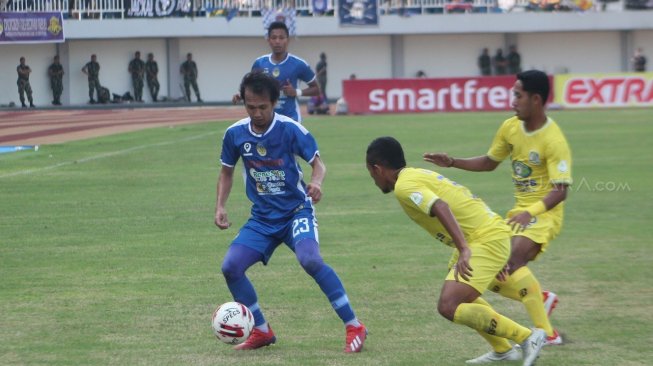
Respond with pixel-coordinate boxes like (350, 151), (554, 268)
(344, 322), (367, 353)
(233, 325), (276, 350)
(545, 328), (563, 346)
(542, 290), (559, 317)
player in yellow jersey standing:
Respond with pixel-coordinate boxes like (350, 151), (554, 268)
(424, 70), (571, 361)
(366, 136), (545, 366)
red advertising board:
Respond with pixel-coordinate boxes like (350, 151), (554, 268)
(555, 73), (653, 108)
(343, 76), (517, 114)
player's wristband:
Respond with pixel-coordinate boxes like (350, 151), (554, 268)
(296, 89), (303, 97)
(525, 201), (547, 217)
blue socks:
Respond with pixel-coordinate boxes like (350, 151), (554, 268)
(313, 265), (357, 323)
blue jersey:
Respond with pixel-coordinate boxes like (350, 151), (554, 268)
(220, 113), (319, 220)
(251, 53), (316, 122)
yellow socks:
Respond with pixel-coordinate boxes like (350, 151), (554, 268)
(453, 298), (531, 345)
(491, 266), (554, 337)
(470, 297), (513, 353)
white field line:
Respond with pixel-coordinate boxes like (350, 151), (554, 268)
(0, 130), (220, 179)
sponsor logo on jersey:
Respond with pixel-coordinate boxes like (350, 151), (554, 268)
(512, 161), (532, 178)
(243, 142), (253, 156)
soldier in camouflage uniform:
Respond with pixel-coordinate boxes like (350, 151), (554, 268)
(179, 53), (202, 103)
(145, 53), (160, 102)
(17, 57), (35, 108)
(82, 54), (101, 104)
(48, 55), (65, 106)
(128, 51), (145, 102)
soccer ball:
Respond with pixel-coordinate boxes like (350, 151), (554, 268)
(211, 302), (255, 345)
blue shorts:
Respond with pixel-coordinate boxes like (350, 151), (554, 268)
(231, 206), (319, 264)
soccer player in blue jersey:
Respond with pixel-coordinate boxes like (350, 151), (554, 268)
(232, 21), (320, 122)
(216, 71), (366, 352)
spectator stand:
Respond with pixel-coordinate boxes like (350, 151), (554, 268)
(1, 0), (647, 19)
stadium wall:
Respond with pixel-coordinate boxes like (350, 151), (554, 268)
(0, 13), (652, 106)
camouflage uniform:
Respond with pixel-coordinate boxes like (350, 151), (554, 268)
(17, 63), (34, 107)
(145, 59), (160, 102)
(180, 60), (201, 102)
(48, 62), (64, 105)
(83, 60), (101, 102)
(129, 57), (145, 102)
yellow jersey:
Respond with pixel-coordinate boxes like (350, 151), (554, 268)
(394, 167), (510, 247)
(487, 116), (573, 209)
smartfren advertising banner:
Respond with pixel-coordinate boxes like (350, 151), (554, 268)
(343, 76), (517, 113)
(555, 73), (653, 108)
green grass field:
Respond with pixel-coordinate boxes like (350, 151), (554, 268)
(1, 109), (652, 365)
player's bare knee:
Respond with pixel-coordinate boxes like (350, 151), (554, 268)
(437, 299), (458, 321)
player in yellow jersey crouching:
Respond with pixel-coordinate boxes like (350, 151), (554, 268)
(366, 136), (546, 366)
(424, 70), (572, 358)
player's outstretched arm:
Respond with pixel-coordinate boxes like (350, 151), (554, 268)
(424, 153), (499, 172)
(307, 155), (326, 204)
(215, 165), (235, 230)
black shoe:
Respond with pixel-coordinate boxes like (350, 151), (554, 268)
(30, 103), (35, 108)
(21, 103), (27, 108)
(89, 99), (96, 104)
(197, 99), (203, 103)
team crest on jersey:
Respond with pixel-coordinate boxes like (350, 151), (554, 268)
(410, 192), (423, 206)
(512, 161), (532, 178)
(528, 151), (541, 165)
(272, 67), (280, 78)
(256, 143), (267, 156)
(243, 142), (253, 156)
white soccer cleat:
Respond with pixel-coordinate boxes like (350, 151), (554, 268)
(466, 347), (522, 364)
(520, 328), (546, 366)
(542, 291), (559, 317)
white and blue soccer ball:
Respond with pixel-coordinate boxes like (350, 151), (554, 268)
(211, 302), (255, 345)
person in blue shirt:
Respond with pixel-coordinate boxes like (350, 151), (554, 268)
(232, 21), (320, 122)
(216, 71), (366, 352)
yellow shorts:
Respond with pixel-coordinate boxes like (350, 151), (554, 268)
(446, 237), (510, 294)
(506, 207), (563, 252)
